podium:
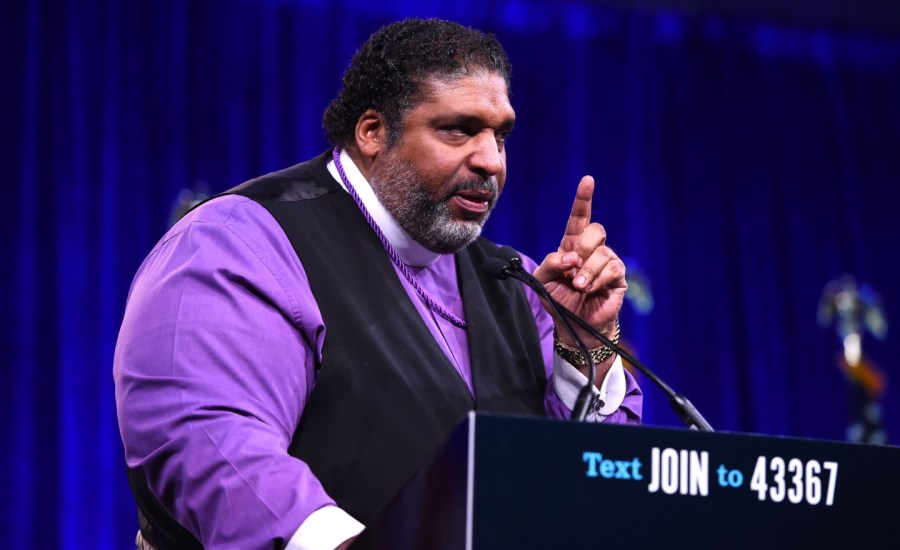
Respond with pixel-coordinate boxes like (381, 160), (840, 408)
(355, 412), (900, 549)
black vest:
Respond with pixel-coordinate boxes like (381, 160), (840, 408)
(131, 151), (547, 547)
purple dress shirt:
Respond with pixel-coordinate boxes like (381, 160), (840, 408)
(114, 189), (642, 548)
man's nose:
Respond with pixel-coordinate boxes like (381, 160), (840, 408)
(468, 132), (504, 177)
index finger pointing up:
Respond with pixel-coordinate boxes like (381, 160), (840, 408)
(561, 175), (595, 251)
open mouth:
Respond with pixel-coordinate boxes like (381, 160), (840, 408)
(448, 189), (494, 219)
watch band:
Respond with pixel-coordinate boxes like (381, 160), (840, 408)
(554, 318), (621, 366)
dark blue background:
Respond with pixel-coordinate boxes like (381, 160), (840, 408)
(4, 0), (899, 546)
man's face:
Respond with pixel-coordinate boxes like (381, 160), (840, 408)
(369, 71), (516, 254)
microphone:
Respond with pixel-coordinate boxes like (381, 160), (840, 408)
(482, 257), (517, 280)
(490, 247), (597, 421)
(485, 247), (714, 432)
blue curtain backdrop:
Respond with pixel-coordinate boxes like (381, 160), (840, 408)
(4, 0), (900, 546)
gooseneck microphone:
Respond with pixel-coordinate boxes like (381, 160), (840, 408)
(484, 247), (714, 432)
(484, 254), (597, 421)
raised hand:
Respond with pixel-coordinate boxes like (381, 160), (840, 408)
(532, 176), (627, 375)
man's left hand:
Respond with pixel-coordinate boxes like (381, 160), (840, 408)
(533, 176), (627, 378)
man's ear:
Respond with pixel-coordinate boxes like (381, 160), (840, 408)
(354, 109), (388, 161)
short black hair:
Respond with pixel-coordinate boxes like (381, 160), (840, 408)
(322, 18), (512, 146)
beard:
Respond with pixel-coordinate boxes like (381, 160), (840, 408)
(369, 153), (500, 254)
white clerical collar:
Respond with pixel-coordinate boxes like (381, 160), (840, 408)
(327, 149), (441, 268)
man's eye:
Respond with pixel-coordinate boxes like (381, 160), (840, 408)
(441, 126), (468, 136)
(496, 131), (510, 143)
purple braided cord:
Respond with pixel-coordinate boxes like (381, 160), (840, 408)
(332, 147), (468, 329)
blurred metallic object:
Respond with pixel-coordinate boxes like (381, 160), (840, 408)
(623, 257), (654, 315)
(818, 275), (889, 444)
(817, 275), (887, 366)
(168, 182), (211, 228)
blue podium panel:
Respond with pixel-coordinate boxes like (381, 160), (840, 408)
(357, 413), (900, 549)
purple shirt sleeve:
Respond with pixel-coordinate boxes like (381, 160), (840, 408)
(115, 196), (330, 548)
(518, 256), (574, 418)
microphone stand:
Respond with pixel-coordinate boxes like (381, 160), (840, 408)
(487, 249), (714, 432)
(484, 256), (597, 421)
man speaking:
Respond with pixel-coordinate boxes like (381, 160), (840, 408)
(114, 17), (642, 550)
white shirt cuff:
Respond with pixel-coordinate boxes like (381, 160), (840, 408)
(285, 505), (365, 550)
(553, 353), (626, 421)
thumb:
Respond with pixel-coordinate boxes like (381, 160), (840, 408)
(533, 250), (581, 284)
